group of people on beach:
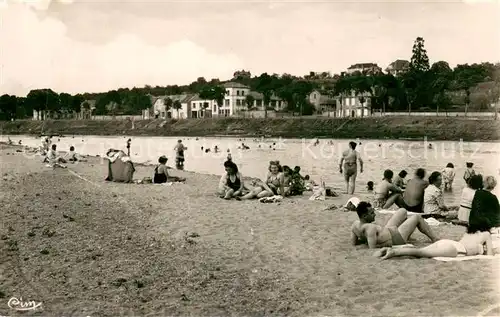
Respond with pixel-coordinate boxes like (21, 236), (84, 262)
(26, 134), (500, 260)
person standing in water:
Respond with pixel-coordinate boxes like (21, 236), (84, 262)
(174, 140), (187, 168)
(339, 141), (363, 194)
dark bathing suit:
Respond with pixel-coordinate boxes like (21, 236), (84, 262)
(153, 165), (167, 184)
(227, 174), (241, 191)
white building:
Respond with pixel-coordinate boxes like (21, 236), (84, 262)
(336, 90), (372, 118)
(142, 82), (287, 119)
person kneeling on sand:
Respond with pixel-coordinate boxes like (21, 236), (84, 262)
(153, 156), (185, 184)
(351, 201), (439, 249)
(218, 160), (245, 199)
(374, 204), (495, 260)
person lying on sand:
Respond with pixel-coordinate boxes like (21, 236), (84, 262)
(351, 201), (439, 249)
(217, 160), (245, 199)
(374, 207), (495, 259)
(153, 156), (185, 184)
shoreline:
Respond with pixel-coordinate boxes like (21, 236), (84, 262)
(1, 117), (499, 141)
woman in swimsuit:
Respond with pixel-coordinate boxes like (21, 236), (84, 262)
(153, 156), (185, 183)
(375, 208), (495, 260)
(218, 160), (244, 199)
(240, 161), (285, 199)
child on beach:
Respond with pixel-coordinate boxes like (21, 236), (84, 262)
(367, 181), (374, 192)
(304, 175), (317, 191)
(290, 166), (306, 196)
(393, 170), (407, 189)
(45, 144), (67, 168)
(463, 162), (476, 185)
(442, 163), (455, 190)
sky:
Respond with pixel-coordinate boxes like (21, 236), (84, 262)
(0, 0), (499, 96)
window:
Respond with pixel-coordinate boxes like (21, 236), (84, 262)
(225, 99), (229, 106)
(161, 112), (166, 118)
(313, 93), (317, 99)
(241, 90), (245, 96)
(213, 105), (216, 112)
(256, 100), (262, 106)
(226, 90), (230, 95)
(236, 90), (240, 96)
(236, 99), (241, 106)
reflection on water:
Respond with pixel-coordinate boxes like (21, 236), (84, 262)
(2, 135), (500, 204)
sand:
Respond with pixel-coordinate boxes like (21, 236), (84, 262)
(0, 144), (498, 316)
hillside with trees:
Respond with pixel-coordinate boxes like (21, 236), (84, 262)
(0, 37), (499, 121)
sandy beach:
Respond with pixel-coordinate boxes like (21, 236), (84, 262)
(1, 144), (499, 316)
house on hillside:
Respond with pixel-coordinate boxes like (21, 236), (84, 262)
(308, 90), (336, 114)
(336, 90), (372, 118)
(346, 63), (382, 75)
(141, 82), (287, 119)
(80, 100), (96, 119)
(386, 59), (410, 76)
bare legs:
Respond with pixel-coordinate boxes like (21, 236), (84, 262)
(240, 187), (272, 200)
(382, 193), (403, 209)
(376, 241), (458, 260)
(385, 208), (439, 243)
(344, 170), (357, 195)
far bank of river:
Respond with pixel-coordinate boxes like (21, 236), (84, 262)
(0, 116), (499, 141)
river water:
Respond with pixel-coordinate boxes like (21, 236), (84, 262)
(2, 134), (500, 203)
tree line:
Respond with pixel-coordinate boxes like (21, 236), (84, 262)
(0, 37), (499, 121)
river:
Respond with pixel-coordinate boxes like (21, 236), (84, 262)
(2, 134), (500, 204)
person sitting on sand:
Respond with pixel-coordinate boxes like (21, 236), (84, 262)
(218, 160), (244, 199)
(240, 161), (285, 199)
(423, 171), (453, 215)
(470, 176), (500, 228)
(65, 146), (86, 162)
(339, 141), (363, 195)
(374, 204), (495, 260)
(394, 168), (428, 213)
(45, 144), (67, 167)
(289, 167), (306, 196)
(351, 201), (439, 249)
(457, 175), (484, 224)
(304, 175), (317, 191)
(393, 170), (408, 189)
(153, 156), (185, 183)
(373, 169), (404, 209)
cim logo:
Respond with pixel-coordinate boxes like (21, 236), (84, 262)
(7, 297), (42, 312)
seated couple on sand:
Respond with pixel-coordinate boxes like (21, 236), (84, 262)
(153, 156), (186, 184)
(351, 201), (495, 259)
(218, 160), (306, 200)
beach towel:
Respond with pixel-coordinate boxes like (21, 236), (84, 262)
(259, 195), (283, 203)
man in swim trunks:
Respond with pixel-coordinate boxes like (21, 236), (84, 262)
(339, 141), (363, 194)
(394, 168), (428, 213)
(351, 201), (439, 249)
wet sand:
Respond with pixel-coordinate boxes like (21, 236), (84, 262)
(0, 144), (498, 316)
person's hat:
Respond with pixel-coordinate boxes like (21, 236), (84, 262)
(344, 197), (360, 208)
